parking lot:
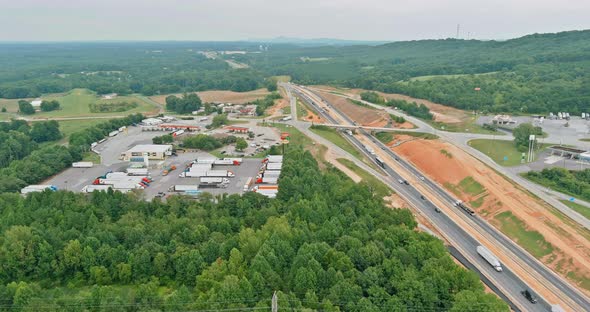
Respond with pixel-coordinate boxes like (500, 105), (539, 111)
(44, 121), (274, 200)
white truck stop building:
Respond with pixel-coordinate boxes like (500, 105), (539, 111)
(120, 144), (172, 161)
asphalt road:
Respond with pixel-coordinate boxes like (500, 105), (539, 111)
(309, 87), (590, 229)
(285, 83), (590, 312)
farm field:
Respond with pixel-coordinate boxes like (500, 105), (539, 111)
(17, 89), (158, 118)
(389, 134), (590, 294)
(150, 88), (270, 106)
(468, 139), (550, 166)
(56, 119), (108, 138)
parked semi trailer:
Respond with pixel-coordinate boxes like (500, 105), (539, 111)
(21, 185), (58, 194)
(262, 170), (281, 178)
(171, 185), (200, 192)
(199, 177), (230, 188)
(264, 155), (283, 163)
(256, 176), (278, 184)
(206, 170), (235, 177)
(126, 168), (149, 176)
(266, 162), (282, 170)
(476, 245), (503, 272)
(72, 161), (94, 168)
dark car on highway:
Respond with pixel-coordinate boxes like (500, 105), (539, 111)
(521, 289), (537, 304)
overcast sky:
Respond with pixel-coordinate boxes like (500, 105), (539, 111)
(1, 0), (589, 42)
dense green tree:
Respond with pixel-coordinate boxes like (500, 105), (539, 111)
(17, 100), (35, 115)
(30, 120), (62, 143)
(166, 93), (202, 114)
(513, 123), (543, 151)
(235, 138), (247, 151)
(40, 100), (60, 112)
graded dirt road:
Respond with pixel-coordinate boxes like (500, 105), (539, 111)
(316, 91), (390, 127)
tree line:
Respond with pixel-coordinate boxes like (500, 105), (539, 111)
(525, 168), (590, 202)
(165, 93), (202, 114)
(0, 147), (508, 311)
(0, 114), (144, 193)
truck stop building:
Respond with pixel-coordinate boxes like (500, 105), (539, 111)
(548, 145), (588, 160)
(121, 144), (172, 161)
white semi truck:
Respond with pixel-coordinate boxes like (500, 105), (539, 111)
(476, 245), (503, 272)
(171, 185), (200, 192)
(199, 177), (230, 188)
(72, 161), (94, 168)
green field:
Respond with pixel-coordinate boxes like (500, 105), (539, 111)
(309, 126), (363, 159)
(337, 158), (391, 197)
(494, 211), (554, 258)
(560, 200), (590, 221)
(56, 119), (108, 138)
(458, 176), (486, 196)
(25, 89), (158, 118)
(468, 139), (549, 166)
(81, 152), (101, 163)
(428, 119), (503, 135)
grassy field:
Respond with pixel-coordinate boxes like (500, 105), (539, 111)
(560, 200), (590, 221)
(337, 158), (391, 197)
(458, 176), (486, 196)
(580, 138), (590, 142)
(81, 152), (101, 163)
(468, 139), (550, 166)
(428, 119), (503, 135)
(494, 211), (554, 258)
(56, 119), (108, 138)
(375, 132), (394, 143)
(309, 126), (363, 159)
(25, 89), (158, 118)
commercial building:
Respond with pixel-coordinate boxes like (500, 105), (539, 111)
(142, 118), (163, 126)
(548, 146), (587, 159)
(225, 126), (250, 134)
(30, 99), (42, 107)
(120, 144), (173, 161)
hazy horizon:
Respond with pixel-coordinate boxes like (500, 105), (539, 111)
(2, 0), (590, 42)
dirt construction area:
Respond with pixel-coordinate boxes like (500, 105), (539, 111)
(312, 85), (467, 124)
(150, 88), (269, 105)
(387, 135), (590, 295)
(316, 90), (390, 127)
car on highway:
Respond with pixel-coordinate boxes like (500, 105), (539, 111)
(398, 179), (404, 184)
(419, 176), (425, 181)
(403, 180), (410, 185)
(420, 195), (425, 200)
(434, 207), (441, 213)
(521, 289), (538, 304)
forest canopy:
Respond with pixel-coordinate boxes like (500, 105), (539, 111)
(0, 148), (508, 311)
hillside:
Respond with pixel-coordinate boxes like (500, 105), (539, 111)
(248, 30), (590, 114)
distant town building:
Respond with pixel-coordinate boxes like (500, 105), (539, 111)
(101, 93), (118, 99)
(30, 99), (42, 107)
(225, 126), (250, 134)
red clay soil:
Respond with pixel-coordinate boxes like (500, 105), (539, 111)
(317, 90), (390, 127)
(391, 136), (590, 295)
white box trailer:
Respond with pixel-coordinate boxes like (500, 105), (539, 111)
(265, 155), (283, 163)
(206, 170), (235, 177)
(118, 126), (126, 132)
(266, 162), (282, 170)
(191, 163), (212, 170)
(199, 177), (230, 187)
(257, 176), (278, 184)
(263, 170), (281, 178)
(21, 185), (58, 194)
(126, 168), (149, 176)
(82, 185), (113, 193)
(108, 130), (119, 137)
(476, 245), (503, 272)
(72, 162), (94, 168)
(254, 189), (278, 198)
(213, 159), (234, 165)
(111, 182), (143, 190)
(105, 172), (130, 179)
(179, 168), (208, 178)
(195, 157), (216, 164)
(172, 185), (200, 192)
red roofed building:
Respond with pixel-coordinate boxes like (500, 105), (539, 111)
(225, 126), (250, 134)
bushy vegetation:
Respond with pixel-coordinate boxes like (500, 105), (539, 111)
(245, 30), (590, 114)
(386, 99), (433, 120)
(0, 114), (144, 193)
(209, 114), (229, 129)
(89, 101), (138, 113)
(525, 168), (590, 202)
(512, 123), (543, 151)
(183, 134), (238, 151)
(165, 93), (202, 114)
(0, 42), (265, 98)
(17, 100), (35, 114)
(360, 91), (385, 104)
(152, 134), (174, 144)
(0, 149), (508, 311)
(253, 92), (282, 116)
(40, 100), (60, 112)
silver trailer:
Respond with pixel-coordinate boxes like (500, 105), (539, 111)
(476, 245), (503, 272)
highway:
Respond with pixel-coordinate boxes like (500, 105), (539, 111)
(283, 83), (590, 312)
(308, 88), (590, 229)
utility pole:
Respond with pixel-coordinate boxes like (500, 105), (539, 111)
(271, 291), (278, 312)
(456, 24), (461, 39)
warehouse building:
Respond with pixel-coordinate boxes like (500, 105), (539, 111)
(120, 144), (173, 161)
